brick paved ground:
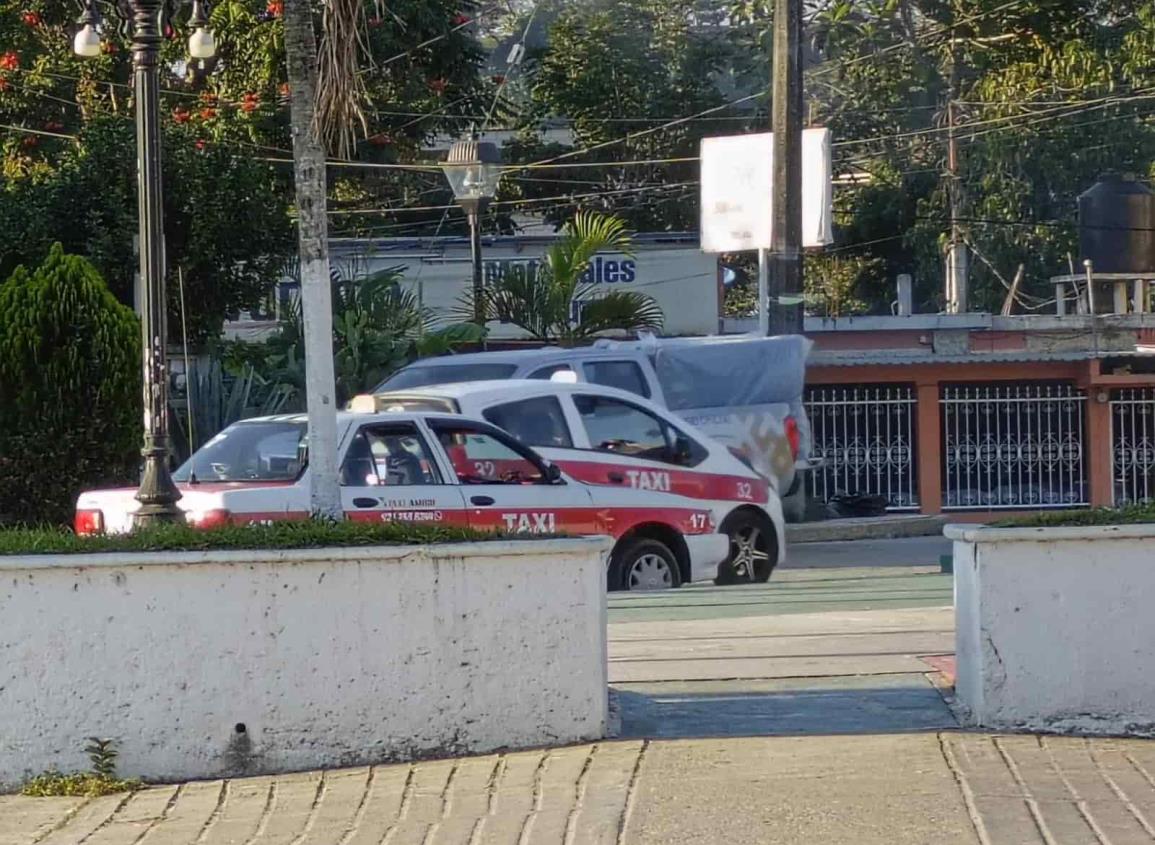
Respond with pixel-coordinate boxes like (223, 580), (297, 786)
(4, 733), (1154, 845)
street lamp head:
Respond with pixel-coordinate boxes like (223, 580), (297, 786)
(73, 23), (102, 57)
(442, 134), (502, 204)
(188, 0), (216, 58)
(73, 0), (103, 58)
(188, 26), (216, 58)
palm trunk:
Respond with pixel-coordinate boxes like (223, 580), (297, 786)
(284, 0), (342, 519)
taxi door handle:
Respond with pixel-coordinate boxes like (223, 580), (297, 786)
(607, 472), (625, 484)
(352, 498), (378, 508)
(470, 495), (495, 506)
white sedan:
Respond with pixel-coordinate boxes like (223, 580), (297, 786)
(351, 379), (785, 584)
(75, 410), (727, 591)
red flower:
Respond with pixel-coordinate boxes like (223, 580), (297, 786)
(21, 135), (37, 149)
(278, 82), (290, 98)
(21, 11), (41, 27)
(172, 107), (191, 124)
(266, 0), (283, 17)
(101, 41), (117, 54)
(199, 106), (216, 120)
(164, 23), (175, 39)
(451, 13), (470, 25)
(241, 92), (260, 113)
(194, 139), (206, 151)
(427, 77), (447, 95)
(0, 53), (20, 72)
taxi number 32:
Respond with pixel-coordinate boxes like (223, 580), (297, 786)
(501, 512), (556, 533)
(736, 482), (753, 500)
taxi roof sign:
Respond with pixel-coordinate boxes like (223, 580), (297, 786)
(349, 394), (380, 413)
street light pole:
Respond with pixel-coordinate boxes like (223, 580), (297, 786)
(460, 197), (487, 327)
(75, 0), (216, 527)
(442, 134), (502, 334)
(131, 0), (181, 527)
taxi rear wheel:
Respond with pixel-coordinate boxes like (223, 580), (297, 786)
(716, 511), (777, 585)
(609, 538), (682, 592)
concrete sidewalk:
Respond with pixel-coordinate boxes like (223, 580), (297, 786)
(4, 732), (1155, 844)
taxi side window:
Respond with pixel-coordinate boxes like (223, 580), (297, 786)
(584, 360), (651, 398)
(483, 396), (574, 448)
(430, 423), (550, 485)
(340, 424), (440, 487)
(574, 394), (706, 467)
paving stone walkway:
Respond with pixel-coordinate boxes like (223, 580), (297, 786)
(5, 733), (1155, 844)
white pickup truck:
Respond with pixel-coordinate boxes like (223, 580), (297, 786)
(372, 334), (815, 521)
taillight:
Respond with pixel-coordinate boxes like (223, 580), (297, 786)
(75, 509), (105, 536)
(785, 416), (801, 460)
(189, 509), (231, 529)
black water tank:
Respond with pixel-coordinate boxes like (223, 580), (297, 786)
(1078, 175), (1155, 274)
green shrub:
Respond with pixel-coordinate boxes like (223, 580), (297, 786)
(22, 738), (140, 798)
(0, 244), (140, 527)
(994, 503), (1155, 528)
(0, 519), (492, 556)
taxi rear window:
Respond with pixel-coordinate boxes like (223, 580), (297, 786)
(174, 421), (306, 483)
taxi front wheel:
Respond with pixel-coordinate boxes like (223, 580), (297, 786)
(609, 538), (682, 592)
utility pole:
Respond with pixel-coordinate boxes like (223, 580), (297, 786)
(285, 0), (342, 520)
(767, 0), (804, 335)
(944, 9), (969, 313)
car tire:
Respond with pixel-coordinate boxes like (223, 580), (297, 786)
(609, 537), (682, 592)
(715, 511), (778, 585)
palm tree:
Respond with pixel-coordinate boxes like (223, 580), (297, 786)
(466, 212), (665, 346)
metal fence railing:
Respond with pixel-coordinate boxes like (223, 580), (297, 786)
(804, 384), (919, 510)
(1111, 387), (1155, 506)
(941, 382), (1087, 510)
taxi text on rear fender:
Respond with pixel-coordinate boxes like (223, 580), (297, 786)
(626, 469), (671, 492)
(501, 512), (556, 533)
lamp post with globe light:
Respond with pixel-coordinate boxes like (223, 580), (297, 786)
(74, 0), (216, 527)
(442, 134), (502, 328)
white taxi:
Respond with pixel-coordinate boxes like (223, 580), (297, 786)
(74, 410), (726, 591)
(351, 380), (785, 583)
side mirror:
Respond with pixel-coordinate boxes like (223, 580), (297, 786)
(545, 463), (563, 483)
(673, 436), (693, 465)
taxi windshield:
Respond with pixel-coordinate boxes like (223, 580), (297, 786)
(174, 421), (307, 483)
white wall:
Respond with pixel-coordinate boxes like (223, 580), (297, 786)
(949, 524), (1155, 735)
(0, 538), (609, 789)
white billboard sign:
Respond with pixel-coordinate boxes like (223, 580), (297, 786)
(699, 128), (834, 253)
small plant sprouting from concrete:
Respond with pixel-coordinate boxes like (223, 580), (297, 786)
(21, 737), (141, 798)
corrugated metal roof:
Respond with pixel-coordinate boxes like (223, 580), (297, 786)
(808, 349), (1154, 367)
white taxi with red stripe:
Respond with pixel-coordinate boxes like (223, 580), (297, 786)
(352, 381), (786, 584)
(74, 411), (726, 591)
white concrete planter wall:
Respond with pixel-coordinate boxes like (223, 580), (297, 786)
(0, 537), (610, 790)
(947, 523), (1155, 736)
